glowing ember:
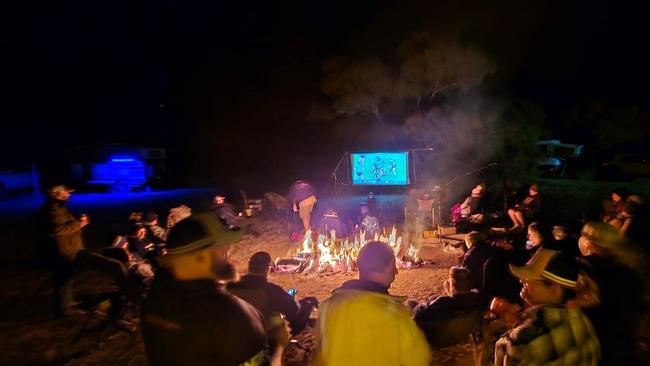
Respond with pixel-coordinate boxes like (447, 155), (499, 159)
(280, 227), (422, 273)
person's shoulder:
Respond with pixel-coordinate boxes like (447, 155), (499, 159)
(202, 286), (264, 320)
(264, 281), (288, 294)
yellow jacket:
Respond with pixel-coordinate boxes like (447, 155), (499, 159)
(315, 284), (432, 366)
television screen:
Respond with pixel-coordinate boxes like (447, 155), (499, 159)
(350, 152), (409, 185)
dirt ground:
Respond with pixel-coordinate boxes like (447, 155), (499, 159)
(0, 215), (474, 366)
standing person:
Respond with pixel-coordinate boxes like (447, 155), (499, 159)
(141, 213), (273, 366)
(39, 185), (126, 318)
(315, 241), (431, 366)
(39, 185), (86, 317)
(288, 180), (317, 232)
(494, 249), (601, 365)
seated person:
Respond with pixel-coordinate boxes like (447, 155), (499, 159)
(315, 241), (431, 366)
(602, 187), (628, 223)
(166, 205), (192, 230)
(112, 223), (156, 281)
(577, 222), (644, 365)
(506, 184), (541, 230)
(523, 222), (546, 257)
(547, 223), (580, 258)
(459, 183), (487, 223)
(493, 249), (601, 365)
(413, 266), (485, 347)
(608, 200), (637, 236)
(127, 223), (155, 259)
(319, 209), (346, 237)
(210, 195), (245, 230)
(228, 251), (317, 336)
(356, 203), (379, 237)
(461, 231), (496, 291)
(143, 212), (168, 244)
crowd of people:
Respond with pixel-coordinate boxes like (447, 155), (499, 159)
(412, 182), (649, 365)
(37, 180), (649, 365)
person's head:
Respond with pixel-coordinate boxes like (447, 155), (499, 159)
(448, 266), (471, 294)
(528, 184), (539, 196)
(130, 223), (147, 240)
(48, 185), (75, 201)
(471, 183), (486, 196)
(620, 201), (637, 217)
(527, 222), (544, 247)
(611, 187), (628, 203)
(159, 213), (242, 282)
(579, 221), (626, 257)
(510, 249), (579, 306)
(357, 241), (397, 288)
(359, 203), (370, 216)
(129, 212), (143, 223)
(213, 195), (225, 205)
(551, 225), (569, 241)
(464, 231), (483, 249)
(144, 212), (159, 226)
(248, 251), (273, 277)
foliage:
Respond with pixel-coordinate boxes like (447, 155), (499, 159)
(320, 57), (393, 121)
(319, 31), (544, 181)
(320, 34), (495, 123)
(397, 33), (496, 109)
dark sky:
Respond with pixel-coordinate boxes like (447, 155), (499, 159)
(2, 0), (649, 172)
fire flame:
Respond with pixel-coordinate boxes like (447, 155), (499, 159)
(295, 227), (420, 273)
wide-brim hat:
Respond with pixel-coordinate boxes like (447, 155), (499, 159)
(165, 213), (241, 256)
(509, 249), (578, 288)
(580, 221), (627, 250)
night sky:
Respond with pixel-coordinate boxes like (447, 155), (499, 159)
(3, 0), (649, 185)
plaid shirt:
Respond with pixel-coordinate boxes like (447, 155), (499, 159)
(494, 305), (600, 366)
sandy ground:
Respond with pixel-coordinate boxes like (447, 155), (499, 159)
(0, 215), (475, 366)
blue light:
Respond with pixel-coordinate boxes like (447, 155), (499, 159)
(111, 158), (136, 162)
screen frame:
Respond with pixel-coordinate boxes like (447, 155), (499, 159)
(349, 151), (411, 186)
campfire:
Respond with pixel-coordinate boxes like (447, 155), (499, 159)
(274, 228), (423, 274)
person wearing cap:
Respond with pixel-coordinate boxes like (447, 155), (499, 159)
(315, 241), (431, 366)
(39, 185), (127, 318)
(39, 185), (85, 317)
(493, 249), (601, 365)
(288, 180), (318, 232)
(140, 213), (269, 366)
(228, 251), (318, 336)
(577, 222), (644, 366)
(506, 184), (541, 230)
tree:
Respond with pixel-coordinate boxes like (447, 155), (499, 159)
(320, 57), (393, 122)
(398, 33), (495, 110)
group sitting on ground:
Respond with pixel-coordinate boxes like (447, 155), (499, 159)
(40, 181), (649, 366)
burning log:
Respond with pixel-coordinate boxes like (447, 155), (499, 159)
(274, 228), (422, 274)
